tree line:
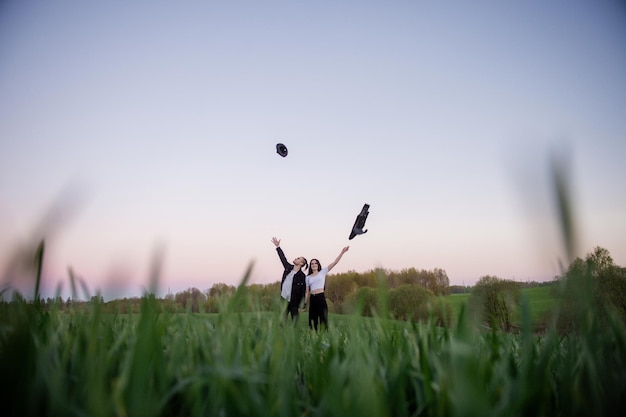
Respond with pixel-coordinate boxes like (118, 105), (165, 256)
(467, 246), (626, 332)
(10, 246), (623, 334)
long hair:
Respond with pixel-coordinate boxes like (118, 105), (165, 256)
(308, 258), (322, 275)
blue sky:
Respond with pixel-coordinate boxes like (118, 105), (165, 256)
(1, 1), (625, 300)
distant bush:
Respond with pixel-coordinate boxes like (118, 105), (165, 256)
(430, 297), (453, 327)
(388, 284), (436, 322)
(344, 287), (378, 317)
(469, 276), (521, 331)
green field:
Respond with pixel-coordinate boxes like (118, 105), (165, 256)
(519, 285), (557, 319)
(2, 284), (626, 416)
(443, 293), (471, 316)
(444, 285), (557, 327)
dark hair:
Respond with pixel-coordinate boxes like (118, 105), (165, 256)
(308, 258), (322, 275)
(302, 258), (308, 270)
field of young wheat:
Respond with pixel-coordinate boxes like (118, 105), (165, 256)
(2, 276), (625, 417)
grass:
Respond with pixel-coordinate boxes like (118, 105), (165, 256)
(443, 293), (470, 317)
(2, 245), (621, 416)
(520, 285), (556, 320)
(2, 283), (626, 417)
(443, 285), (558, 328)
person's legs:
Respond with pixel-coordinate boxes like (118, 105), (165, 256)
(308, 309), (314, 330)
(310, 294), (324, 331)
(319, 296), (328, 330)
(286, 300), (299, 322)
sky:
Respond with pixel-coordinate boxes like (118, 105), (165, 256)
(1, 0), (625, 301)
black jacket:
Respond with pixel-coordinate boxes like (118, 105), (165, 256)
(276, 247), (306, 305)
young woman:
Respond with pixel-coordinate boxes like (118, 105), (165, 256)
(304, 246), (349, 330)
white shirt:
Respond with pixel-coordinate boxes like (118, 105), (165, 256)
(281, 270), (296, 301)
(306, 267), (329, 292)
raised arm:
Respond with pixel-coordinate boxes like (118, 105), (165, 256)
(327, 246), (349, 272)
(272, 236), (290, 268)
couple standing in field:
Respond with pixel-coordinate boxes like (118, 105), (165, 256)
(271, 237), (349, 331)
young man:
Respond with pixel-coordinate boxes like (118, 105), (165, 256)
(271, 237), (307, 321)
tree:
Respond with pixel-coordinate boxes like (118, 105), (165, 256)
(396, 268), (418, 288)
(352, 269), (378, 289)
(175, 288), (206, 312)
(90, 295), (103, 304)
(587, 246), (613, 277)
(556, 246), (625, 331)
(432, 268), (450, 296)
(469, 275), (520, 331)
(209, 283), (235, 298)
(597, 266), (626, 320)
(326, 272), (359, 311)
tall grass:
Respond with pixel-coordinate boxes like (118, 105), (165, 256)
(2, 259), (625, 416)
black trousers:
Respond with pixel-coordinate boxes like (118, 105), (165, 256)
(308, 293), (328, 331)
(286, 298), (301, 321)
